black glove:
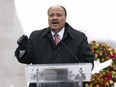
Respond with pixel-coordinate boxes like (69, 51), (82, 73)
(17, 34), (29, 50)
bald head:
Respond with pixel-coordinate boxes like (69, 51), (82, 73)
(47, 5), (67, 17)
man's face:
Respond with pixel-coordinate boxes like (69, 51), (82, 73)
(48, 6), (66, 33)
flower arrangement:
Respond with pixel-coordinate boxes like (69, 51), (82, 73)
(86, 41), (116, 87)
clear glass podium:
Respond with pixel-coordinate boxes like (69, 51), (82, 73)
(26, 63), (92, 87)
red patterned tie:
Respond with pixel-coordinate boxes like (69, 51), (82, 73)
(54, 34), (59, 45)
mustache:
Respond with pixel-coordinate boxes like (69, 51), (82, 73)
(51, 20), (59, 24)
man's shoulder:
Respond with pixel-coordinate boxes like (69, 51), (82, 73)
(66, 22), (84, 35)
(30, 27), (49, 37)
(70, 28), (85, 37)
(73, 28), (84, 34)
(70, 28), (87, 42)
(32, 27), (48, 33)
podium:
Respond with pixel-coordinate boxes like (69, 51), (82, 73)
(26, 63), (92, 87)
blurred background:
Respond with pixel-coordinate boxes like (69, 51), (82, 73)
(0, 0), (116, 87)
(0, 0), (26, 87)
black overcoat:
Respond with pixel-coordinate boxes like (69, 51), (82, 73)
(15, 23), (94, 87)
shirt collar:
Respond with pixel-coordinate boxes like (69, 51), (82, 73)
(51, 27), (65, 40)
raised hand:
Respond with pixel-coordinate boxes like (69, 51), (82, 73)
(17, 34), (29, 50)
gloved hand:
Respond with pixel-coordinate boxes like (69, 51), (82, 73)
(17, 34), (29, 50)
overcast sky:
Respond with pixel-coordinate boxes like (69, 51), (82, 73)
(14, 0), (116, 46)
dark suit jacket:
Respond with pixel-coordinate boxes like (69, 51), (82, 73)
(15, 22), (94, 87)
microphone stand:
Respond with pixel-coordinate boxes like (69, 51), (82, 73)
(56, 34), (85, 87)
(56, 34), (80, 63)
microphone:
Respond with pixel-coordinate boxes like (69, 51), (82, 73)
(52, 29), (80, 63)
(58, 37), (81, 63)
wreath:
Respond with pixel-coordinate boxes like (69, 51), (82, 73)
(85, 41), (116, 87)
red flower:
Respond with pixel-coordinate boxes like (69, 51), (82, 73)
(109, 53), (116, 59)
(107, 74), (111, 80)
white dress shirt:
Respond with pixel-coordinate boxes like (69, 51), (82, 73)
(51, 27), (65, 41)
